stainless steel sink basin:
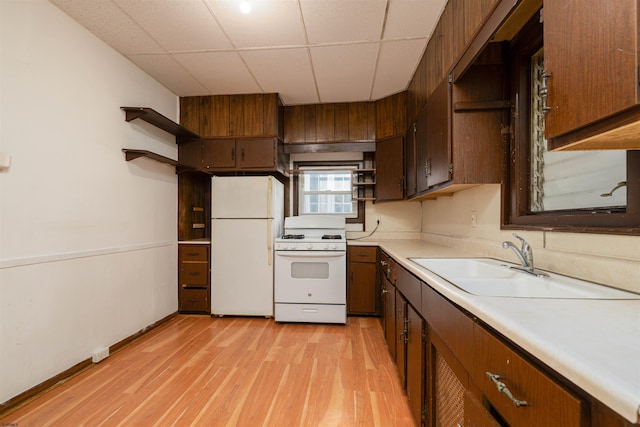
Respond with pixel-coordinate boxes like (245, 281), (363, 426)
(410, 258), (640, 299)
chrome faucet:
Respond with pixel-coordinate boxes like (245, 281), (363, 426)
(502, 233), (548, 277)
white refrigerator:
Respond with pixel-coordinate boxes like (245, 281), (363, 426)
(210, 176), (284, 316)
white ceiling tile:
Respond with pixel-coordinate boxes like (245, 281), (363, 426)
(115, 0), (233, 51)
(301, 0), (387, 44)
(241, 48), (319, 105)
(384, 0), (447, 39)
(127, 54), (208, 96)
(173, 51), (261, 94)
(205, 0), (305, 48)
(310, 43), (378, 103)
(50, 0), (165, 54)
(371, 39), (427, 99)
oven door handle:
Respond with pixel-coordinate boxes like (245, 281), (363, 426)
(275, 252), (345, 258)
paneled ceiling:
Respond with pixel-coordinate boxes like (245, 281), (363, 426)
(50, 0), (447, 105)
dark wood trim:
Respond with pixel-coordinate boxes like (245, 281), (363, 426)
(0, 312), (178, 417)
(284, 142), (376, 154)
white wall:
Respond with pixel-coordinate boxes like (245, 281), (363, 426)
(0, 0), (178, 403)
(420, 185), (640, 294)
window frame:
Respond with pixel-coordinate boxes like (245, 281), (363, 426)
(292, 161), (365, 225)
(502, 12), (640, 235)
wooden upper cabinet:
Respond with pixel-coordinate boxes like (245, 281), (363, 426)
(284, 102), (376, 144)
(376, 136), (405, 202)
(376, 92), (406, 140)
(411, 42), (508, 199)
(201, 138), (279, 172)
(182, 94), (282, 139)
(544, 0), (640, 150)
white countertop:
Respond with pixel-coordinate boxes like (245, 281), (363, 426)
(351, 239), (640, 424)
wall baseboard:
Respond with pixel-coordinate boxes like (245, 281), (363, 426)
(0, 311), (178, 417)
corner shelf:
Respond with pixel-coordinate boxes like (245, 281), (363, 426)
(352, 168), (376, 202)
(121, 107), (200, 141)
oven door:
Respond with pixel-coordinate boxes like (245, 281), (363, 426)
(274, 250), (346, 304)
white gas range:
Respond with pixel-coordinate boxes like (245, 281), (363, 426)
(274, 215), (346, 324)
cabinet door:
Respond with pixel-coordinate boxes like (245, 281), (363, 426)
(425, 77), (452, 189)
(236, 138), (276, 169)
(545, 0), (639, 141)
(347, 261), (377, 315)
(376, 136), (405, 201)
(415, 105), (429, 194)
(395, 292), (407, 388)
(202, 139), (236, 170)
(405, 123), (417, 198)
(406, 304), (425, 426)
(382, 278), (396, 359)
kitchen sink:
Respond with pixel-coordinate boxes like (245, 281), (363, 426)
(410, 258), (640, 299)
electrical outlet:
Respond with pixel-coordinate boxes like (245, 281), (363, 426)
(92, 347), (109, 363)
(471, 210), (477, 228)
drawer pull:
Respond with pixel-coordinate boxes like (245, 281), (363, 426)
(188, 272), (200, 275)
(486, 372), (528, 407)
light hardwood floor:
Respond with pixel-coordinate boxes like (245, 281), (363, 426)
(1, 315), (415, 426)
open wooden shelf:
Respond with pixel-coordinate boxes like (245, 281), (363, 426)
(122, 149), (194, 172)
(121, 107), (199, 141)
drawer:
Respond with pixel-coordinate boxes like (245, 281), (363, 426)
(396, 266), (421, 311)
(379, 250), (396, 284)
(179, 287), (209, 312)
(179, 244), (208, 261)
(348, 245), (377, 263)
(179, 262), (209, 286)
(473, 324), (585, 427)
(274, 303), (346, 324)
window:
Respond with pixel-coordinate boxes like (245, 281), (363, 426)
(503, 10), (639, 234)
(293, 163), (364, 224)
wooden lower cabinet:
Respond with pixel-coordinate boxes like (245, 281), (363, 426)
(178, 243), (210, 314)
(379, 259), (603, 427)
(347, 245), (378, 315)
(406, 304), (425, 426)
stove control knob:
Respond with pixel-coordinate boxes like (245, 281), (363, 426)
(306, 243), (313, 250)
(323, 244), (329, 250)
(331, 244), (337, 250)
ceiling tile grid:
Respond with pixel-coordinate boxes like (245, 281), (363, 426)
(49, 0), (447, 105)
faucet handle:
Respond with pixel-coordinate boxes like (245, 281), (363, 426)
(512, 233), (529, 252)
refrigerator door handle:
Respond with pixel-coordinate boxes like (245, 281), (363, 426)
(267, 177), (273, 266)
(267, 218), (273, 265)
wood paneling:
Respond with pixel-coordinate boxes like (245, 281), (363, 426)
(0, 316), (414, 426)
(376, 92), (406, 139)
(184, 94), (282, 138)
(179, 96), (200, 134)
(284, 101), (378, 144)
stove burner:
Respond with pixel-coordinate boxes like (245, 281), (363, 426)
(322, 234), (342, 240)
(281, 234), (305, 240)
